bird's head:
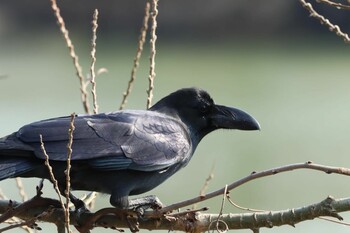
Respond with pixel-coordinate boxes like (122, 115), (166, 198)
(150, 88), (260, 143)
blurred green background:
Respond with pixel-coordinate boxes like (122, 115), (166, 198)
(1, 1), (350, 233)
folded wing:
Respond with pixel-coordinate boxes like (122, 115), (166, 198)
(16, 110), (191, 172)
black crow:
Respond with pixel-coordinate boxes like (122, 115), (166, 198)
(0, 88), (260, 209)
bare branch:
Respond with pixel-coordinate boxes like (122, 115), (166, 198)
(199, 163), (215, 198)
(119, 2), (150, 110)
(213, 185), (229, 233)
(50, 0), (90, 114)
(147, 161), (350, 215)
(40, 136), (72, 233)
(64, 113), (75, 233)
(299, 0), (350, 43)
(193, 163), (215, 210)
(39, 135), (66, 210)
(146, 0), (159, 109)
(317, 0), (350, 10)
(318, 216), (350, 226)
(15, 178), (28, 202)
(0, 196), (348, 232)
(90, 9), (99, 114)
(227, 195), (265, 213)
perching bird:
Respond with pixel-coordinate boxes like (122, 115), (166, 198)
(0, 88), (260, 209)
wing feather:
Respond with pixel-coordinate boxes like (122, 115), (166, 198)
(15, 110), (191, 172)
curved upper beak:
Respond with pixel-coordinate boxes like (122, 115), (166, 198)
(211, 104), (260, 131)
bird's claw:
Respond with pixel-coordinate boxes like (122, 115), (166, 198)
(128, 195), (163, 218)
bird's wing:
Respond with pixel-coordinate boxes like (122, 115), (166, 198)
(17, 113), (125, 160)
(17, 111), (191, 171)
(87, 111), (191, 171)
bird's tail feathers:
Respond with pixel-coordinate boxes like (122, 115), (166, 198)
(0, 158), (36, 181)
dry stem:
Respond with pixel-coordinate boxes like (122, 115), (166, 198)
(50, 0), (90, 114)
(119, 2), (150, 110)
(227, 195), (265, 213)
(90, 9), (99, 114)
(15, 178), (28, 202)
(146, 0), (159, 109)
(39, 135), (70, 233)
(145, 161), (350, 217)
(299, 0), (350, 43)
(0, 196), (347, 231)
(64, 113), (75, 233)
(317, 0), (350, 10)
(192, 163), (215, 210)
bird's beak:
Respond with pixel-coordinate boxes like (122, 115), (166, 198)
(211, 105), (260, 131)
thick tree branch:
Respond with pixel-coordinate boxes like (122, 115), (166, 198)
(1, 162), (350, 232)
(0, 196), (348, 232)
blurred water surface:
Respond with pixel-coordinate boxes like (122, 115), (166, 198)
(0, 34), (350, 232)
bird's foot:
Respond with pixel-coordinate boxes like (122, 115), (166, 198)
(69, 192), (91, 227)
(128, 195), (163, 217)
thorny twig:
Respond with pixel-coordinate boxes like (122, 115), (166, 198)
(120, 2), (150, 110)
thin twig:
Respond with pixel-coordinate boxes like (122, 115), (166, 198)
(83, 192), (98, 210)
(318, 216), (350, 226)
(317, 0), (350, 10)
(166, 207), (208, 217)
(15, 178), (28, 202)
(90, 9), (99, 114)
(0, 220), (36, 232)
(120, 2), (150, 110)
(226, 195), (265, 212)
(146, 0), (159, 109)
(0, 207), (52, 233)
(0, 189), (6, 200)
(193, 163), (215, 210)
(1, 217), (35, 233)
(50, 0), (90, 114)
(200, 163), (215, 198)
(215, 185), (228, 233)
(13, 179), (33, 232)
(64, 114), (75, 233)
(299, 0), (350, 43)
(145, 161), (350, 217)
(39, 136), (66, 214)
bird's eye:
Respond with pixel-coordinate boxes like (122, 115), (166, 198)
(199, 104), (210, 114)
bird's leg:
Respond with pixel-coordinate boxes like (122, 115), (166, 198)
(128, 195), (163, 216)
(69, 192), (90, 213)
